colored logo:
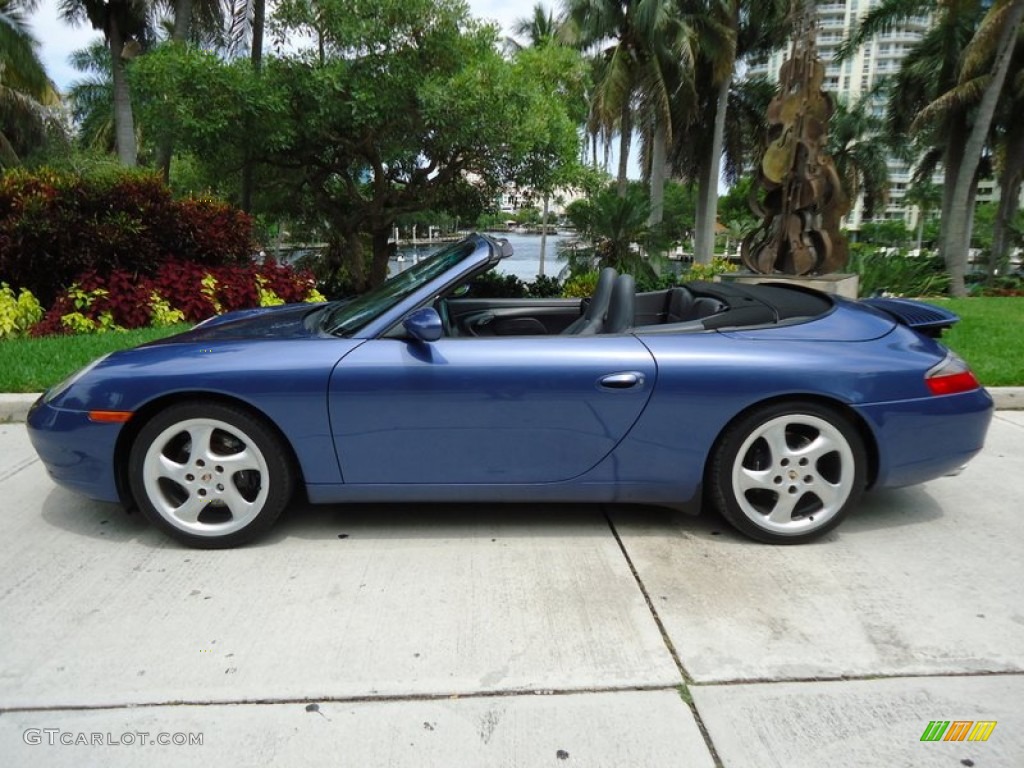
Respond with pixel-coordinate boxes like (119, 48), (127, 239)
(920, 721), (997, 742)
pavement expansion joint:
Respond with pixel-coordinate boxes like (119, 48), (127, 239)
(601, 505), (725, 768)
(0, 456), (39, 483)
(0, 683), (686, 715)
(690, 669), (1024, 688)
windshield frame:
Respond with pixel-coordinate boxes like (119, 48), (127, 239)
(322, 234), (500, 338)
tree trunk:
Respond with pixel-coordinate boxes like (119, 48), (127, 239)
(694, 74), (730, 265)
(337, 230), (367, 294)
(539, 193), (550, 276)
(240, 0), (266, 213)
(616, 102), (631, 197)
(943, 0), (1024, 297)
(648, 121), (667, 227)
(990, 121), (1024, 279)
(107, 20), (137, 166)
(155, 0), (195, 181)
(370, 226), (392, 288)
(938, 118), (965, 256)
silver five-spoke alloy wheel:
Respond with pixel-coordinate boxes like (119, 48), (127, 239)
(142, 417), (270, 536)
(129, 401), (293, 548)
(711, 402), (867, 544)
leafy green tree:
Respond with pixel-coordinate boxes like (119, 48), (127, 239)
(134, 0), (583, 293)
(661, 180), (698, 245)
(857, 219), (912, 248)
(716, 176), (755, 231)
(505, 19), (589, 275)
(903, 178), (941, 252)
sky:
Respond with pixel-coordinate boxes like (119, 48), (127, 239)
(30, 1), (547, 91)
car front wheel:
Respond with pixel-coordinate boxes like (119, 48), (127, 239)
(128, 401), (294, 548)
(709, 402), (866, 544)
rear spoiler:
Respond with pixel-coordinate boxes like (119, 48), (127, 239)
(860, 297), (960, 337)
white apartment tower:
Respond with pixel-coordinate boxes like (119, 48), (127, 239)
(744, 1), (931, 230)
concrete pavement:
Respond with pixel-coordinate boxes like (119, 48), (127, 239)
(0, 415), (1022, 767)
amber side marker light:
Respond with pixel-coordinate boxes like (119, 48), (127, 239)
(926, 354), (980, 396)
(88, 410), (133, 423)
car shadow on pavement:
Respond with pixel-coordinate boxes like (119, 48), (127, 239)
(604, 485), (946, 546)
(262, 501), (615, 546)
(39, 483), (946, 549)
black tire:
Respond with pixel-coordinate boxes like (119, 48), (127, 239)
(128, 400), (294, 548)
(709, 401), (867, 544)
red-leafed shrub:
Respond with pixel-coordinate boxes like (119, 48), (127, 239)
(0, 168), (255, 305)
(152, 260), (219, 322)
(256, 258), (320, 303)
(30, 258), (323, 335)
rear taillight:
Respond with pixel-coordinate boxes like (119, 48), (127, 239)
(925, 353), (980, 396)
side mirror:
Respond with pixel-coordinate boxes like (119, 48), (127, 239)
(402, 307), (443, 342)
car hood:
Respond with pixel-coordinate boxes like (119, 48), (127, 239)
(142, 303), (329, 345)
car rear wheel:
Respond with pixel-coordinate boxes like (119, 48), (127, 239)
(128, 401), (294, 548)
(709, 402), (866, 544)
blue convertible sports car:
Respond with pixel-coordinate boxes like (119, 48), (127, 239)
(28, 234), (993, 548)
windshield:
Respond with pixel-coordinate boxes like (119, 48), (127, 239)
(323, 240), (478, 336)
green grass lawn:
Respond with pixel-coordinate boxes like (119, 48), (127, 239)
(0, 324), (192, 393)
(932, 297), (1024, 387)
(0, 297), (1021, 394)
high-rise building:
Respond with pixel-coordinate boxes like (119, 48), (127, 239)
(744, 1), (931, 230)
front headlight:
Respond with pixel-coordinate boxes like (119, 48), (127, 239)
(43, 354), (110, 405)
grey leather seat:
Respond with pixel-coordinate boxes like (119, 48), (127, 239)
(666, 287), (725, 322)
(561, 267), (617, 334)
(604, 274), (636, 333)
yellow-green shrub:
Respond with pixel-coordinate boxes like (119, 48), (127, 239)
(686, 257), (738, 282)
(149, 291), (186, 327)
(0, 283), (44, 339)
(562, 272), (599, 299)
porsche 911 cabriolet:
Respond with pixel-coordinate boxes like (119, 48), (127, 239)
(27, 234), (993, 547)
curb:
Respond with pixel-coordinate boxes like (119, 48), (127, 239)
(3, 388), (1024, 425)
(0, 393), (39, 424)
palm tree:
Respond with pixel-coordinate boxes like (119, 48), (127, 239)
(672, 0), (789, 265)
(827, 96), (892, 221)
(67, 41), (116, 152)
(560, 184), (664, 283)
(989, 54), (1024, 277)
(0, 0), (59, 167)
(509, 2), (558, 51)
(57, 0), (153, 166)
(562, 0), (684, 206)
(940, 0), (1024, 295)
(844, 0), (1024, 295)
(903, 179), (941, 252)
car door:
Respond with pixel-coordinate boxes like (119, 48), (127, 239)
(328, 335), (657, 484)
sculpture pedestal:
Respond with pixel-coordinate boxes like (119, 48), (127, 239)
(715, 272), (860, 299)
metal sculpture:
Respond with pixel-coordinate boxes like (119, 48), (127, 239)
(741, 2), (849, 275)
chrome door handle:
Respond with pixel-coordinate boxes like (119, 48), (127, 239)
(599, 372), (642, 389)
